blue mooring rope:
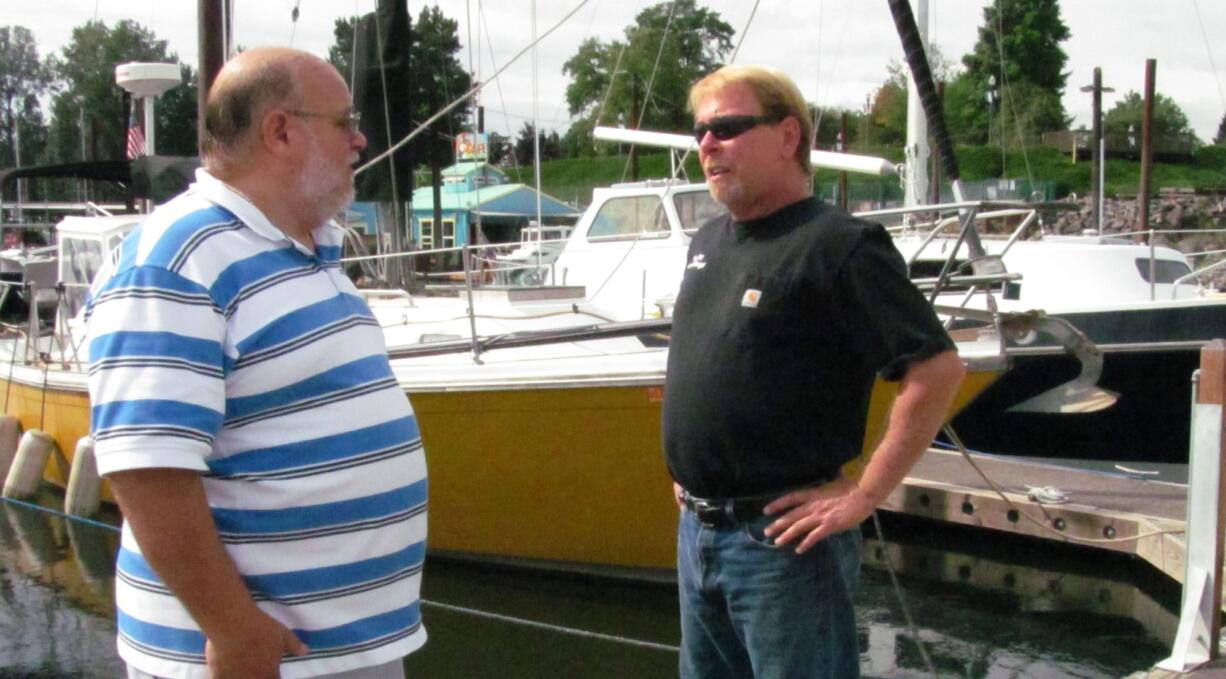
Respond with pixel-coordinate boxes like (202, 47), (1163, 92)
(0, 494), (121, 533)
(0, 493), (678, 653)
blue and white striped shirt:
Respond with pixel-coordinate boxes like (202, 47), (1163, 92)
(87, 169), (427, 679)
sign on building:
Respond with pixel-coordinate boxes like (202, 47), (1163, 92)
(455, 132), (489, 161)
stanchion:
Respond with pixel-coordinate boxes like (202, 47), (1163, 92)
(1157, 340), (1226, 672)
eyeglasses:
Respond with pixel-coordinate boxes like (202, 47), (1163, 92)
(286, 109), (362, 134)
(692, 114), (782, 143)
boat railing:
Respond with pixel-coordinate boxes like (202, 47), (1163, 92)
(876, 201), (1055, 263)
(871, 201), (1047, 313)
(1096, 227), (1226, 300)
(342, 238), (575, 291)
(0, 279), (89, 371)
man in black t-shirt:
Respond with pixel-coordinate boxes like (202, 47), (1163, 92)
(662, 65), (966, 679)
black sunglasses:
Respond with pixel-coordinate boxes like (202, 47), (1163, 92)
(692, 114), (782, 143)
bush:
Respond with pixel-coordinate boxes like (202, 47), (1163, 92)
(1192, 145), (1226, 170)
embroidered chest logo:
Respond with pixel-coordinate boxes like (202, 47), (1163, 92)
(686, 253), (707, 270)
(741, 288), (762, 308)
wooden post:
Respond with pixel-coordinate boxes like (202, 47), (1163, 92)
(1204, 340), (1226, 657)
(198, 0), (226, 153)
(1090, 68), (1103, 230)
(1137, 59), (1156, 243)
(838, 112), (849, 211)
(629, 75), (640, 182)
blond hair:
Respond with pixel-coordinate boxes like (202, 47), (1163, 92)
(689, 65), (813, 174)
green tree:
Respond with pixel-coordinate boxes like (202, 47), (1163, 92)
(959, 0), (1071, 141)
(1104, 91), (1200, 151)
(329, 17), (358, 87)
(869, 83), (908, 146)
(154, 64), (200, 156)
(486, 130), (512, 165)
(869, 47), (960, 147)
(46, 20), (192, 164)
(562, 0), (734, 136)
(0, 26), (55, 168)
(941, 73), (989, 145)
(513, 123), (561, 167)
(329, 7), (471, 171)
(410, 5), (472, 162)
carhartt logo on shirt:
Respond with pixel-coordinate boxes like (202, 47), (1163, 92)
(687, 254), (707, 270)
(742, 289), (761, 307)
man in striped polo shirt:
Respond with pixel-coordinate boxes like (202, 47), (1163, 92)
(87, 47), (427, 679)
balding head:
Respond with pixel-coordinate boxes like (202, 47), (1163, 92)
(200, 47), (330, 171)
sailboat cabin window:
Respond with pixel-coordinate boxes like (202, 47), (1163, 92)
(1134, 258), (1192, 284)
(674, 191), (727, 233)
(419, 218), (457, 250)
(587, 196), (670, 241)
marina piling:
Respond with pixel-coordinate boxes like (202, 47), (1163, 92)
(0, 414), (20, 480)
(1, 429), (57, 500)
(64, 437), (101, 518)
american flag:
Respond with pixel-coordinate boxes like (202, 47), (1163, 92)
(126, 107), (146, 159)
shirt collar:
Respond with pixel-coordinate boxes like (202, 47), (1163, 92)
(190, 168), (343, 253)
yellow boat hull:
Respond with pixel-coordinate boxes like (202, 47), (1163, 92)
(1, 368), (999, 574)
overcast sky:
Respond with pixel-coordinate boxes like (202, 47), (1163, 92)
(10, 0), (1226, 143)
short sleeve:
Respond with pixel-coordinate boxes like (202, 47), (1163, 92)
(87, 264), (227, 475)
(832, 224), (955, 381)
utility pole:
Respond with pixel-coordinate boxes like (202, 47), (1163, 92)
(1080, 68), (1114, 231)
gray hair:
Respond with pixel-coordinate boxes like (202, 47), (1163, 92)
(200, 58), (298, 168)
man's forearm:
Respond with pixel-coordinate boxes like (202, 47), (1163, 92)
(108, 468), (264, 641)
(857, 350), (965, 503)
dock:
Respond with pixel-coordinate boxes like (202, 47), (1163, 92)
(891, 447), (1226, 677)
(889, 448), (1187, 584)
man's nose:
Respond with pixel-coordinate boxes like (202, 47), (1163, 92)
(351, 130), (368, 152)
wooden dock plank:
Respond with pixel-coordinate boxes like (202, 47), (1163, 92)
(886, 449), (1188, 581)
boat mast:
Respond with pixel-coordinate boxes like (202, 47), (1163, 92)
(903, 0), (930, 212)
(531, 0), (544, 281)
(198, 0), (229, 152)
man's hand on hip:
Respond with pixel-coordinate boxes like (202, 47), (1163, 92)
(761, 477), (877, 554)
(205, 609), (308, 679)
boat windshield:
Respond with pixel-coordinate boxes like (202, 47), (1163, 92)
(673, 190), (726, 233)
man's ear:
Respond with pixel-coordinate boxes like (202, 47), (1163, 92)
(778, 116), (802, 161)
(260, 109), (294, 155)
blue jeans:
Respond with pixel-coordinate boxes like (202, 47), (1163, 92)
(677, 508), (862, 679)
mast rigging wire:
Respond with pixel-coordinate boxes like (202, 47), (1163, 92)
(1190, 0), (1226, 121)
(480, 7), (524, 174)
(991, 0), (1034, 188)
(356, 0), (593, 176)
(622, 0), (680, 182)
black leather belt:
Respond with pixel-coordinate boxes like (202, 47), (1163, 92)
(681, 491), (775, 529)
(680, 472), (840, 529)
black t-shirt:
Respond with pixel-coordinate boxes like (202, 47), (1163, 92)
(662, 197), (954, 498)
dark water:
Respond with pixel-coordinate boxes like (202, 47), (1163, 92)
(0, 496), (1175, 678)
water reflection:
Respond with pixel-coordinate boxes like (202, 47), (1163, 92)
(0, 497), (1176, 678)
(0, 501), (123, 678)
